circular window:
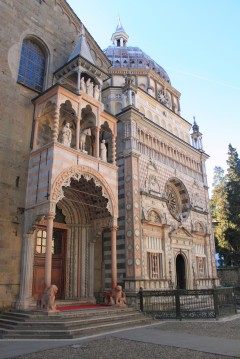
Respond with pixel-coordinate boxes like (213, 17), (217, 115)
(166, 187), (180, 218)
(166, 178), (190, 221)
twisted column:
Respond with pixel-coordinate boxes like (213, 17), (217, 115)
(53, 104), (60, 142)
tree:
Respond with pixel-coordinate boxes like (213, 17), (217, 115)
(211, 145), (240, 266)
(224, 144), (240, 265)
(210, 166), (230, 266)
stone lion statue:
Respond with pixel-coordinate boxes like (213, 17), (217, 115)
(37, 285), (58, 311)
(104, 285), (127, 306)
(115, 285), (127, 306)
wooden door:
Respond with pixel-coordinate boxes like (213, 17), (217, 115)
(32, 228), (66, 299)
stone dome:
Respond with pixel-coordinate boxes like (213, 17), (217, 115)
(103, 19), (171, 84)
(103, 46), (171, 84)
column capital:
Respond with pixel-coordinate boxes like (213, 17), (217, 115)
(110, 225), (118, 232)
(46, 213), (55, 219)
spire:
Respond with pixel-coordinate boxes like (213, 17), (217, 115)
(192, 116), (199, 133)
(68, 24), (95, 63)
(116, 16), (124, 32)
(191, 116), (203, 150)
(111, 17), (129, 47)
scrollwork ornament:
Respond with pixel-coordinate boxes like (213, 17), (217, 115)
(51, 165), (117, 216)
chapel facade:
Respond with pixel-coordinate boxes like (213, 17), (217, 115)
(0, 0), (218, 310)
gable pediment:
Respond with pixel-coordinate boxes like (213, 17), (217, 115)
(169, 225), (193, 238)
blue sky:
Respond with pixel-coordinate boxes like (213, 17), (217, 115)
(67, 0), (240, 193)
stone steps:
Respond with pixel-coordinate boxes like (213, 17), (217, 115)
(0, 307), (152, 339)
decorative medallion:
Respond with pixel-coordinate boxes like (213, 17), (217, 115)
(157, 89), (169, 107)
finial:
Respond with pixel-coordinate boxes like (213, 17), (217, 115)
(193, 115), (196, 123)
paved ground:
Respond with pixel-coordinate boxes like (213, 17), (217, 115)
(1, 315), (240, 359)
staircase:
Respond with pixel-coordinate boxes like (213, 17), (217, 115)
(0, 306), (152, 339)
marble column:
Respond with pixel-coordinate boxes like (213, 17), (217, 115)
(80, 226), (87, 298)
(76, 103), (81, 150)
(16, 233), (35, 309)
(121, 93), (126, 108)
(111, 226), (118, 290)
(94, 127), (100, 158)
(128, 89), (132, 105)
(88, 239), (95, 299)
(45, 213), (55, 287)
(77, 67), (81, 95)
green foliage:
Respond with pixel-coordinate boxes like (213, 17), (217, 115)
(211, 144), (240, 266)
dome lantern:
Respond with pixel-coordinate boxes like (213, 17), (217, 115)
(111, 17), (129, 47)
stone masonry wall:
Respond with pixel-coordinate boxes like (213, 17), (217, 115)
(0, 0), (81, 308)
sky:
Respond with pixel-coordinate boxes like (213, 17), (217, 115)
(67, 0), (240, 194)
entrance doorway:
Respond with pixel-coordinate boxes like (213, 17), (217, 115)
(32, 228), (66, 299)
(176, 254), (186, 289)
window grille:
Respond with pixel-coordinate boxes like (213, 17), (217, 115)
(148, 252), (162, 279)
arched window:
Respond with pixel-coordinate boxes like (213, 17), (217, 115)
(18, 38), (46, 92)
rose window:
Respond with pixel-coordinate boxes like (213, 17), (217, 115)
(166, 187), (180, 219)
(166, 178), (190, 221)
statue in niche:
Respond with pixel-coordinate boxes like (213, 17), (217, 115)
(86, 78), (94, 96)
(80, 128), (91, 151)
(149, 175), (159, 192)
(100, 140), (107, 161)
(94, 84), (100, 100)
(158, 88), (169, 107)
(60, 122), (72, 147)
(80, 77), (86, 92)
(148, 210), (161, 223)
(192, 192), (202, 208)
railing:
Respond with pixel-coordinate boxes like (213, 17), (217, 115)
(139, 287), (237, 319)
(234, 286), (240, 308)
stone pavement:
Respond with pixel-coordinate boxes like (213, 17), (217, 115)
(0, 315), (240, 359)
